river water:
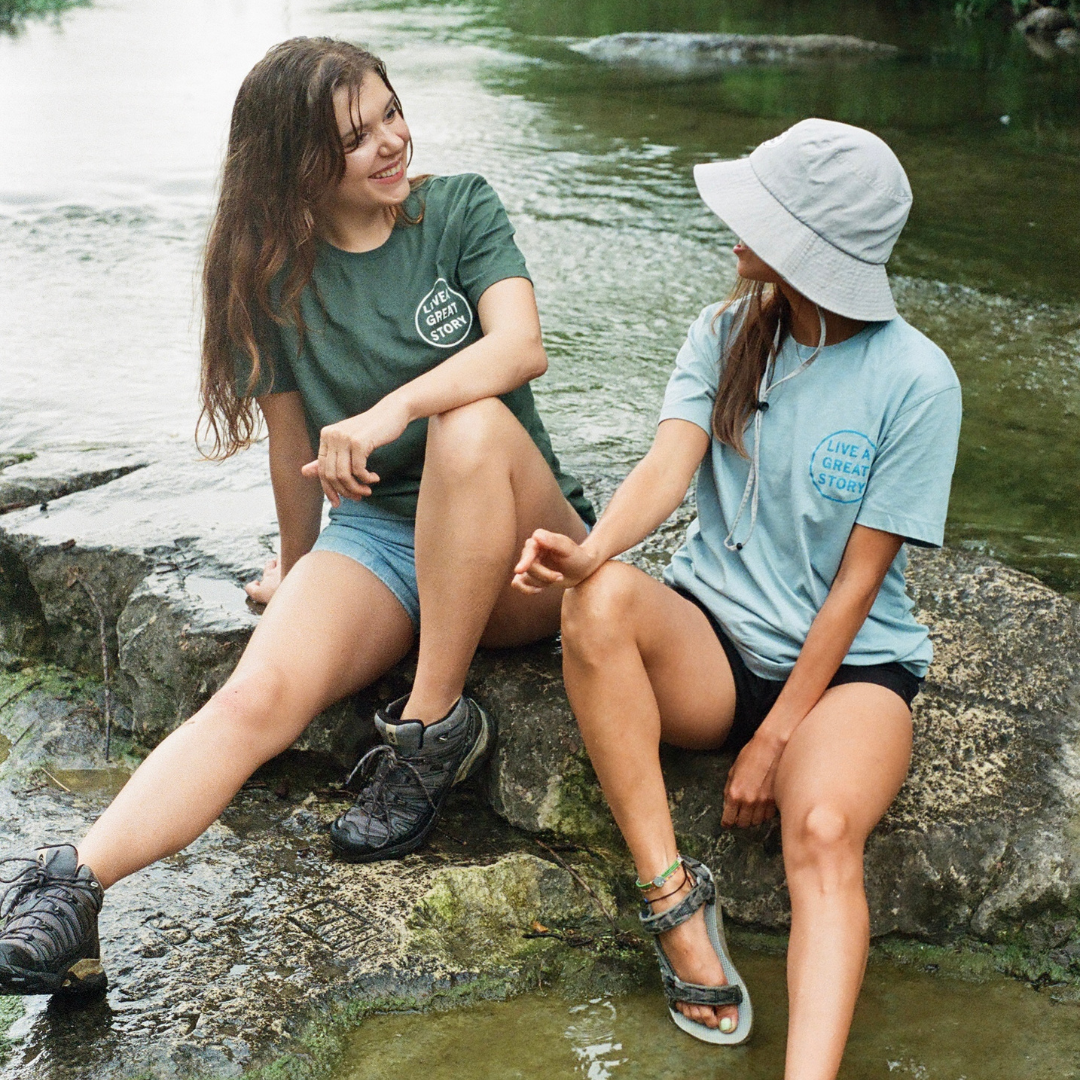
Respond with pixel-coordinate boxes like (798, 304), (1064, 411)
(2, 0), (1079, 589)
(335, 951), (1080, 1079)
(2, 2), (1080, 1075)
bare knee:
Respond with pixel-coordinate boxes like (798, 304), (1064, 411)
(425, 397), (517, 478)
(186, 666), (301, 749)
(562, 562), (643, 662)
(784, 804), (865, 894)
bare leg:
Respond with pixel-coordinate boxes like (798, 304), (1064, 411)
(403, 398), (588, 721)
(561, 561), (742, 1032)
(773, 684), (912, 1080)
(77, 552), (414, 888)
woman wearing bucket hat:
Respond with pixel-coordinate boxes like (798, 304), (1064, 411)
(513, 119), (961, 1074)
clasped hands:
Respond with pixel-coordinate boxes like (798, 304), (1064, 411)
(512, 528), (784, 830)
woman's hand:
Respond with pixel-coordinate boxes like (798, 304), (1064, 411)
(245, 557), (281, 607)
(721, 732), (785, 828)
(300, 400), (410, 507)
(512, 529), (602, 594)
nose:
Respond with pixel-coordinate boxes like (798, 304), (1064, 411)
(379, 124), (407, 156)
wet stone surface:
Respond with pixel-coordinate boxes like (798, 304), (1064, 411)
(0, 677), (628, 1079)
(4, 451), (1080, 1076)
(568, 31), (901, 73)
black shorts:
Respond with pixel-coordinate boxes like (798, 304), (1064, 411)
(675, 588), (923, 754)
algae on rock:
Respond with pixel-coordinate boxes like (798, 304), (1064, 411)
(407, 853), (615, 967)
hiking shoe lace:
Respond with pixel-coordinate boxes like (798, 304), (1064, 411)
(330, 694), (494, 862)
(0, 844), (107, 995)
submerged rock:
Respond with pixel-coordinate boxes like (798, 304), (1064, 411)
(568, 32), (900, 73)
(1017, 5), (1075, 35)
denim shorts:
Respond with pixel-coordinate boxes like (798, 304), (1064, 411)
(674, 588), (923, 754)
(313, 498), (591, 629)
(312, 500), (421, 627)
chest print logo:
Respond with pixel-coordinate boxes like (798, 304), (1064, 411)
(415, 277), (474, 349)
(809, 430), (877, 504)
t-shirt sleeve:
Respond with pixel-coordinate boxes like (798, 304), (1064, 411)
(856, 385), (962, 547)
(657, 306), (724, 434)
(454, 176), (531, 308)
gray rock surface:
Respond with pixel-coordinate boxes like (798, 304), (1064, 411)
(5, 446), (1080, 1076)
(488, 539), (1080, 953)
(568, 32), (900, 73)
(0, 672), (627, 1078)
(0, 450), (147, 515)
(1056, 25), (1080, 49)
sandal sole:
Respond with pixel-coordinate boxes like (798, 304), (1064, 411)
(666, 900), (753, 1045)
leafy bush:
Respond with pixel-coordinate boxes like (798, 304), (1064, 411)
(0, 0), (88, 29)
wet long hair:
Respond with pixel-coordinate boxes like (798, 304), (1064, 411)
(710, 278), (794, 457)
(199, 37), (421, 458)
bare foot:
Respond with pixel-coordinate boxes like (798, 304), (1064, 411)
(643, 867), (738, 1032)
(245, 557), (280, 607)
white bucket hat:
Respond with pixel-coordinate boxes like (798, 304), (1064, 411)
(693, 118), (912, 322)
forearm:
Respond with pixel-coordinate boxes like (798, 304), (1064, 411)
(269, 440), (323, 575)
(385, 328), (545, 425)
(581, 460), (691, 567)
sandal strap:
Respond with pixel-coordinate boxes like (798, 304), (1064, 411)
(662, 968), (744, 1008)
(638, 857), (716, 935)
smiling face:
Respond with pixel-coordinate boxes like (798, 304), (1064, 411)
(321, 70), (412, 224)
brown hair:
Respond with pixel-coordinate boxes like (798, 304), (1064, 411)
(198, 37), (422, 458)
(710, 279), (793, 457)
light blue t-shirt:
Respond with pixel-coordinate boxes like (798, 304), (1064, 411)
(660, 304), (962, 680)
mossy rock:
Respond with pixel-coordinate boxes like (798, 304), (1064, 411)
(407, 853), (615, 967)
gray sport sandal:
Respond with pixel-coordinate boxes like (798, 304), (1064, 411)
(639, 855), (753, 1045)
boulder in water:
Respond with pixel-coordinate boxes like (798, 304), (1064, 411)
(1017, 6), (1074, 35)
(568, 32), (900, 74)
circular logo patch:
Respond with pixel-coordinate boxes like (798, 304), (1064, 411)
(415, 277), (474, 349)
(809, 430), (877, 504)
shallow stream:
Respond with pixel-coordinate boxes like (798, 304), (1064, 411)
(1, 0), (1079, 588)
(335, 951), (1080, 1079)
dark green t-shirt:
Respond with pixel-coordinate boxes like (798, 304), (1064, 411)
(247, 173), (594, 523)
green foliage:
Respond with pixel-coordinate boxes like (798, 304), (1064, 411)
(0, 996), (25, 1065)
(0, 0), (89, 30)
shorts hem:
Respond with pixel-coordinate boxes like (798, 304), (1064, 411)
(311, 534), (420, 628)
(671, 586), (922, 754)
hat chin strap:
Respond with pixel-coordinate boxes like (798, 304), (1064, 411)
(723, 306), (827, 554)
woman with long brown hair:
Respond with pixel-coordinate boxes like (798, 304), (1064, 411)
(513, 120), (961, 1077)
(0, 36), (592, 996)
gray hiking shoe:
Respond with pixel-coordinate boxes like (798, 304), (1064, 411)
(0, 844), (106, 996)
(329, 695), (494, 862)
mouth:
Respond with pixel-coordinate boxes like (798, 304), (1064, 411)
(370, 158), (404, 183)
